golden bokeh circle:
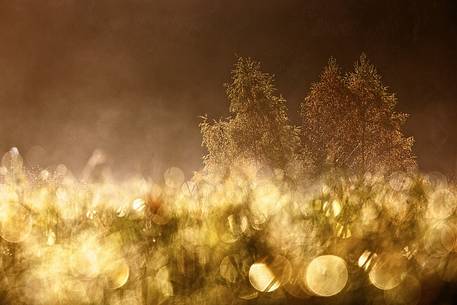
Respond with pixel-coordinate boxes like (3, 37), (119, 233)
(305, 255), (348, 297)
(368, 252), (407, 290)
(105, 258), (130, 289)
(248, 256), (292, 293)
(249, 262), (280, 292)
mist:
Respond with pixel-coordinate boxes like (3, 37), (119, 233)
(0, 0), (456, 177)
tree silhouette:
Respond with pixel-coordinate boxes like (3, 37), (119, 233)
(200, 57), (303, 174)
(300, 55), (416, 175)
(300, 58), (352, 172)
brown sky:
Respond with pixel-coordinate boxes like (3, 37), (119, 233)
(0, 0), (456, 177)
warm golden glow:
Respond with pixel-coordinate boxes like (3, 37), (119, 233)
(305, 255), (348, 297)
(368, 252), (408, 290)
(384, 275), (421, 305)
(0, 201), (32, 243)
(249, 262), (280, 292)
(358, 250), (376, 270)
(0, 148), (454, 304)
(105, 258), (130, 289)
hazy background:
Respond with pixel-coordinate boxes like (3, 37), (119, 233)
(0, 0), (456, 178)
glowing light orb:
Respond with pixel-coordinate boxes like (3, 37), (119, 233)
(105, 258), (130, 289)
(251, 182), (283, 222)
(358, 250), (376, 270)
(116, 206), (127, 217)
(369, 252), (407, 290)
(249, 263), (280, 292)
(132, 198), (145, 212)
(47, 230), (56, 246)
(0, 202), (32, 243)
(305, 255), (348, 297)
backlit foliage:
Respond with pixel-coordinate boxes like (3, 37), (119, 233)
(0, 56), (450, 305)
(301, 55), (416, 175)
(0, 148), (455, 305)
(200, 57), (304, 176)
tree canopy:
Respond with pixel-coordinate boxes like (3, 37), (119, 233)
(201, 55), (415, 177)
(300, 54), (416, 175)
(200, 57), (302, 174)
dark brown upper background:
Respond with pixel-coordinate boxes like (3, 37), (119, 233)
(0, 0), (456, 178)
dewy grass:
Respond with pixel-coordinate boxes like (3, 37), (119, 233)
(0, 148), (455, 305)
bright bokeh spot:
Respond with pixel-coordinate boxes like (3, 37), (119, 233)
(132, 198), (146, 212)
(249, 263), (280, 292)
(358, 250), (376, 271)
(305, 255), (348, 297)
(369, 252), (408, 290)
(105, 258), (130, 289)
